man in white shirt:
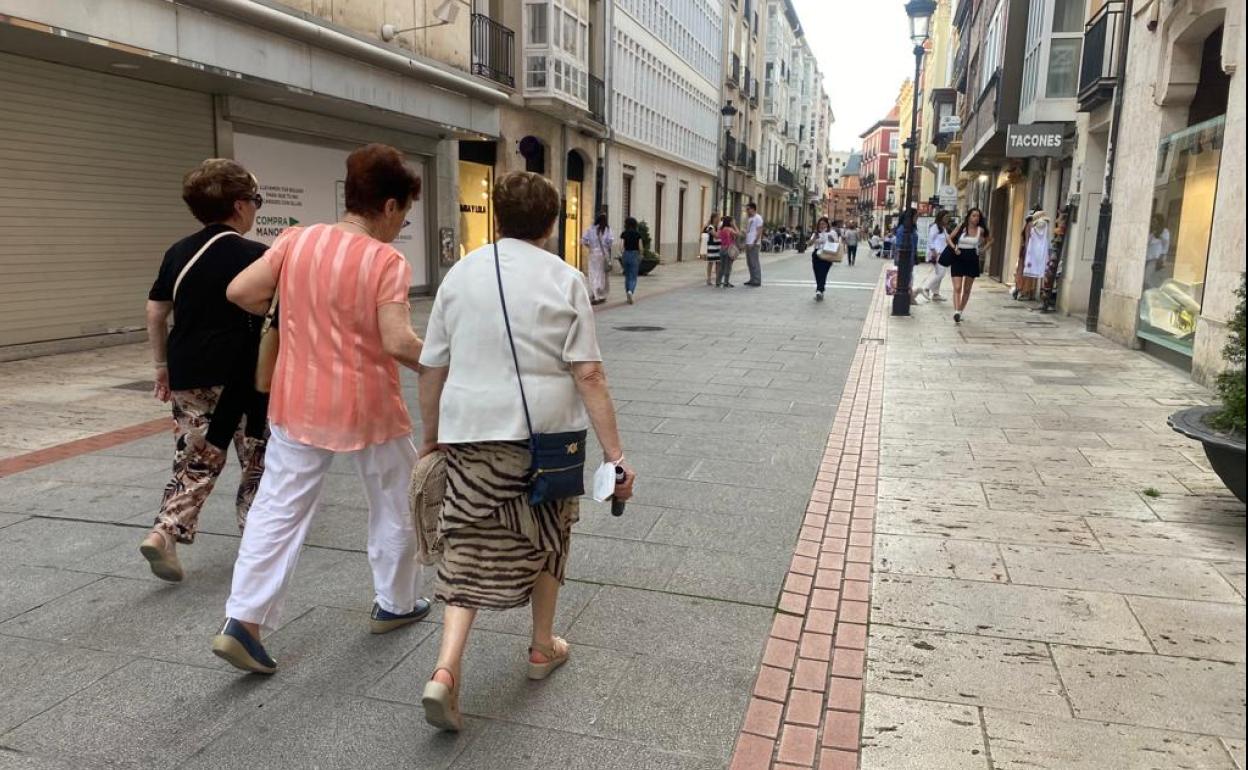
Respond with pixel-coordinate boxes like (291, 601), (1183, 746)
(743, 202), (765, 287)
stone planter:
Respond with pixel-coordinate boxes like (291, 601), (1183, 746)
(1169, 406), (1247, 504)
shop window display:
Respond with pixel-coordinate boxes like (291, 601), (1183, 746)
(1136, 115), (1224, 355)
(458, 161), (493, 259)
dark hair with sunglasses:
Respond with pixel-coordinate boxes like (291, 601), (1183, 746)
(181, 159), (260, 225)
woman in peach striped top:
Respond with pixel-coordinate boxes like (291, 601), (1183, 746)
(211, 144), (431, 675)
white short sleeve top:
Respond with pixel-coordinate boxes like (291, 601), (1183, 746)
(419, 238), (603, 444)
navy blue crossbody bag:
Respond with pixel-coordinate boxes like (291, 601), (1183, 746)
(494, 243), (587, 506)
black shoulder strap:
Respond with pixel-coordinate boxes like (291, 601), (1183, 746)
(494, 242), (535, 440)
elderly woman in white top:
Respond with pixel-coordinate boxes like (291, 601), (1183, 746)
(416, 171), (636, 732)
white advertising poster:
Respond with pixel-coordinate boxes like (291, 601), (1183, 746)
(233, 132), (428, 288)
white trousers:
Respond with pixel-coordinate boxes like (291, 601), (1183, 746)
(225, 425), (422, 633)
(922, 261), (948, 295)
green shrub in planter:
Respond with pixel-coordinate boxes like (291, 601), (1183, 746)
(1209, 275), (1246, 434)
(636, 220), (661, 275)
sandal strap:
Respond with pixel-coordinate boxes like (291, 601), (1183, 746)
(430, 667), (457, 688)
(529, 636), (567, 659)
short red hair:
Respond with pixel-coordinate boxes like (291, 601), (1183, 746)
(344, 143), (421, 216)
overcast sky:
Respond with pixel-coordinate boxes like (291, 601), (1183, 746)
(791, 0), (917, 153)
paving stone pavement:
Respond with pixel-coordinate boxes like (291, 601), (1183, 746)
(862, 280), (1247, 770)
(0, 250), (874, 768)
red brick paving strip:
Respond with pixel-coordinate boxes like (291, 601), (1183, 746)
(730, 271), (888, 769)
(0, 418), (170, 479)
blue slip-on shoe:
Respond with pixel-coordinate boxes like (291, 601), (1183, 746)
(370, 598), (432, 635)
(211, 618), (277, 674)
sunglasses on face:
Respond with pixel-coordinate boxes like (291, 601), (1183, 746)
(242, 193), (264, 210)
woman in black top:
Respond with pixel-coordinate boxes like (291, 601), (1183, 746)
(139, 159), (270, 582)
(619, 217), (643, 304)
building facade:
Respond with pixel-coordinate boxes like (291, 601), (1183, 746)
(1091, 0), (1242, 385)
(608, 0), (722, 261)
(460, 0), (608, 271)
(857, 110), (901, 231)
(0, 0), (506, 353)
(760, 0), (801, 227)
(719, 0), (766, 226)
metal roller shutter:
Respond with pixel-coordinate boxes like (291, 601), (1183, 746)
(0, 53), (215, 347)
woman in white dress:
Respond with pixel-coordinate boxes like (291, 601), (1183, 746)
(581, 213), (613, 304)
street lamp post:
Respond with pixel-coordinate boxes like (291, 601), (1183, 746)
(720, 101), (738, 220)
(893, 0), (935, 317)
(799, 159), (812, 237)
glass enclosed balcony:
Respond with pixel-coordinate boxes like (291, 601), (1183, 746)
(522, 0), (591, 111)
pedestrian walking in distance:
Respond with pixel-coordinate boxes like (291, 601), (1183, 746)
(619, 216), (643, 304)
(416, 171), (637, 731)
(918, 210), (951, 302)
(948, 207), (992, 323)
(701, 213), (721, 286)
(844, 222), (860, 265)
(581, 213), (613, 305)
(211, 143), (431, 675)
(139, 159), (270, 583)
(716, 215), (741, 288)
(743, 202), (765, 286)
(808, 216), (838, 302)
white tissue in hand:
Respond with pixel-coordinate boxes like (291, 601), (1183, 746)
(592, 462), (617, 502)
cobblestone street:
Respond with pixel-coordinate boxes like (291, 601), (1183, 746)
(0, 254), (1244, 769)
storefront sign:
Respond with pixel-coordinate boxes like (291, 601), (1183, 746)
(234, 132), (428, 287)
(1006, 124), (1069, 158)
(938, 185), (958, 209)
(938, 115), (961, 134)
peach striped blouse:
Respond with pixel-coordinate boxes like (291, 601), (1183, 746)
(263, 224), (412, 451)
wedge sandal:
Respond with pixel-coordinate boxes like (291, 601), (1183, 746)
(139, 530), (184, 583)
(422, 668), (463, 732)
(527, 636), (570, 681)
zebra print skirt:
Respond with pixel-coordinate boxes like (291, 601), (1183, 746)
(435, 441), (579, 610)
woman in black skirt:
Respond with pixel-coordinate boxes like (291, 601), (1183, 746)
(947, 207), (992, 323)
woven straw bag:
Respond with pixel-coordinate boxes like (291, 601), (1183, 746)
(408, 450), (446, 565)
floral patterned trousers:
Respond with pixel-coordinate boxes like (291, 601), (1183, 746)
(154, 387), (267, 544)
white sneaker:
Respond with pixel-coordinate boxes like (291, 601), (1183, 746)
(626, 292), (634, 305)
(922, 288), (933, 301)
(815, 291), (824, 302)
(932, 293), (946, 302)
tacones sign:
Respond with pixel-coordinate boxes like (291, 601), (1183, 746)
(1006, 123), (1069, 158)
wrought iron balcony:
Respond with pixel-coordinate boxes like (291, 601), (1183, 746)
(737, 142), (749, 167)
(729, 54), (741, 86)
(724, 133), (738, 163)
(1078, 1), (1123, 113)
(470, 13), (515, 88)
(588, 74), (605, 124)
(777, 163), (796, 188)
(748, 149), (757, 175)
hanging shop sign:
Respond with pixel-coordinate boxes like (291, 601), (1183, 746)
(938, 115), (961, 134)
(1006, 123), (1070, 158)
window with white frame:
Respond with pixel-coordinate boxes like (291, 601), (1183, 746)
(1047, 0), (1083, 98)
(979, 0), (1003, 97)
(616, 0), (722, 76)
(523, 0), (590, 104)
(1021, 0), (1083, 107)
(611, 27), (719, 170)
